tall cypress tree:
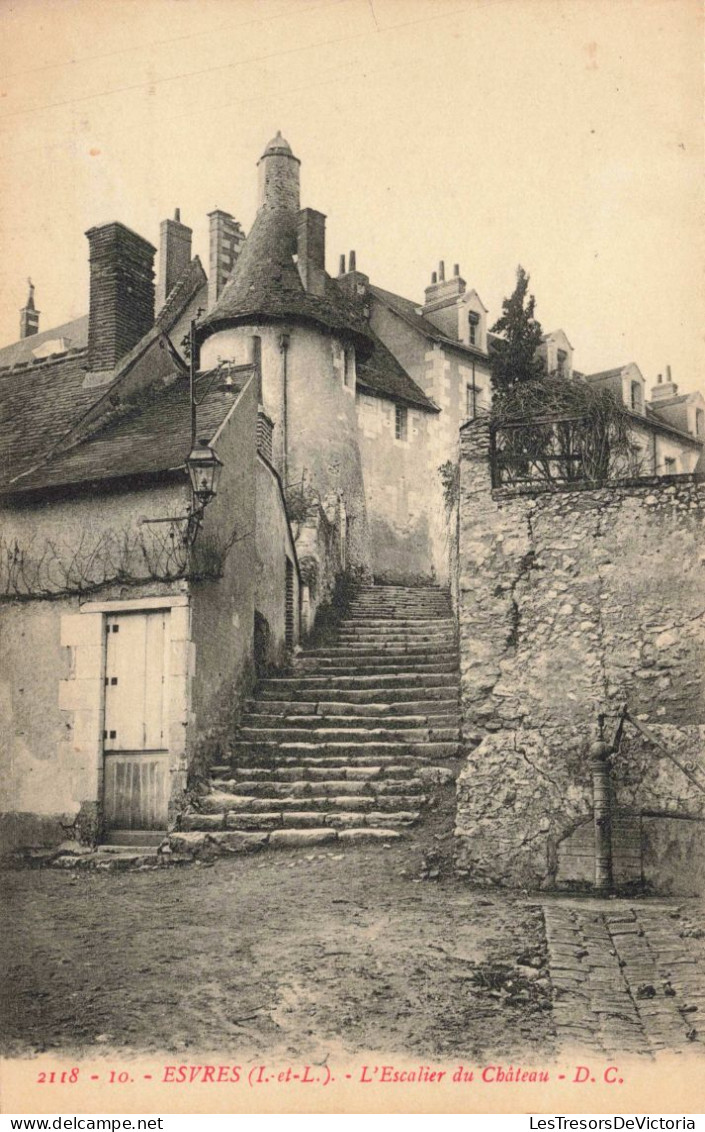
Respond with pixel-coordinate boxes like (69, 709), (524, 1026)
(490, 266), (546, 396)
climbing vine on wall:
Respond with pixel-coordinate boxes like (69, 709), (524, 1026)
(491, 377), (635, 487)
(0, 522), (242, 601)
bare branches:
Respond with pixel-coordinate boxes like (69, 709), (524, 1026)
(491, 377), (635, 488)
(0, 521), (240, 601)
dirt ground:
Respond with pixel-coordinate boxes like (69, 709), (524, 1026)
(1, 826), (555, 1062)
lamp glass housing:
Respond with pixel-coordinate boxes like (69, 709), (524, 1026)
(186, 440), (223, 504)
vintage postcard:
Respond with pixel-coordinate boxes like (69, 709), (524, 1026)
(0, 0), (703, 1118)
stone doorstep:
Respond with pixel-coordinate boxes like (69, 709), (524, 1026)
(167, 827), (403, 855)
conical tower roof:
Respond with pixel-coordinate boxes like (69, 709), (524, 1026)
(198, 200), (372, 355)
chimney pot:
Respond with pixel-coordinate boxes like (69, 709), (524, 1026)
(657, 373), (663, 383)
(174, 208), (181, 222)
(339, 254), (346, 276)
(439, 260), (445, 282)
(666, 364), (672, 382)
(431, 271), (437, 284)
(454, 264), (460, 277)
(19, 278), (40, 339)
(349, 250), (356, 273)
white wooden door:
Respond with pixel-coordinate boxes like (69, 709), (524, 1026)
(103, 610), (171, 830)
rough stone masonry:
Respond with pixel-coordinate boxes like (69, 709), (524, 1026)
(455, 418), (705, 893)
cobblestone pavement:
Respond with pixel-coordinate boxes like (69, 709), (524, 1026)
(542, 899), (705, 1057)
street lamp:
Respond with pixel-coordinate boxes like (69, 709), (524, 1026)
(184, 438), (223, 546)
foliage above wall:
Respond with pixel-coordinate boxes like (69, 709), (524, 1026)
(491, 376), (635, 486)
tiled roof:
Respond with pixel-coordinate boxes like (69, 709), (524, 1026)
(584, 367), (626, 382)
(369, 284), (488, 360)
(5, 372), (241, 496)
(357, 331), (437, 411)
(156, 256), (207, 332)
(650, 393), (692, 407)
(199, 204), (373, 355)
(0, 315), (88, 370)
(0, 258), (212, 493)
(643, 403), (702, 445)
(0, 350), (95, 487)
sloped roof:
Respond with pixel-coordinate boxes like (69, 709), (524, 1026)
(199, 204), (373, 355)
(156, 255), (207, 332)
(0, 315), (88, 370)
(357, 331), (437, 411)
(5, 372), (241, 495)
(369, 283), (488, 360)
(650, 393), (692, 407)
(0, 258), (213, 493)
(584, 367), (627, 382)
(0, 350), (96, 487)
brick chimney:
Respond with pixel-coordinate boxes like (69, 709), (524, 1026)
(156, 208), (192, 311)
(421, 260), (466, 338)
(19, 279), (39, 339)
(208, 209), (245, 310)
(296, 208), (326, 296)
(337, 249), (369, 310)
(86, 222), (156, 374)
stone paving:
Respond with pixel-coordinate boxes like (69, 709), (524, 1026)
(542, 899), (705, 1057)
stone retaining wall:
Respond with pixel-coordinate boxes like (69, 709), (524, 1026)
(455, 418), (705, 892)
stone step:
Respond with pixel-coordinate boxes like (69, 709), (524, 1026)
(169, 826), (407, 853)
(260, 672), (460, 690)
(211, 763), (419, 781)
(340, 621), (454, 631)
(212, 752), (441, 773)
(246, 698), (459, 716)
(257, 686), (459, 704)
(304, 645), (456, 657)
(199, 792), (428, 814)
(228, 740), (461, 759)
(293, 660), (459, 675)
(185, 811), (419, 832)
(237, 726), (460, 743)
(210, 776), (425, 797)
(241, 712), (459, 730)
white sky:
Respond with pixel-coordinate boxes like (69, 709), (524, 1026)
(0, 0), (702, 393)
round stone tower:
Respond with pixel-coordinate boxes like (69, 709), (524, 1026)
(257, 131), (301, 212)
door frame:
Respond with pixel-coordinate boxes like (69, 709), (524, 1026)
(74, 594), (192, 840)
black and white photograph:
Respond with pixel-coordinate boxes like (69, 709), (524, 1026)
(0, 0), (703, 1117)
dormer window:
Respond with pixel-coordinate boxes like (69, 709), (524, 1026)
(696, 409), (704, 437)
(556, 349), (568, 377)
(630, 380), (643, 412)
(468, 312), (479, 346)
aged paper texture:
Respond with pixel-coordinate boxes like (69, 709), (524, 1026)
(0, 0), (704, 1117)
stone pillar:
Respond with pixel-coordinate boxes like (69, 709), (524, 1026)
(590, 740), (613, 892)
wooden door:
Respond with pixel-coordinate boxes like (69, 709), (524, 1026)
(103, 609), (171, 831)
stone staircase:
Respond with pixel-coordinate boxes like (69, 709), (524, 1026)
(175, 584), (462, 852)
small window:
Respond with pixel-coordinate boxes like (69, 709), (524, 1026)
(556, 349), (568, 377)
(696, 409), (704, 436)
(664, 457), (677, 474)
(630, 381), (643, 412)
(395, 405), (408, 441)
(343, 346), (355, 388)
(468, 311), (480, 346)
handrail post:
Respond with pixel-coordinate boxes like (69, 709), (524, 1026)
(590, 739), (614, 893)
